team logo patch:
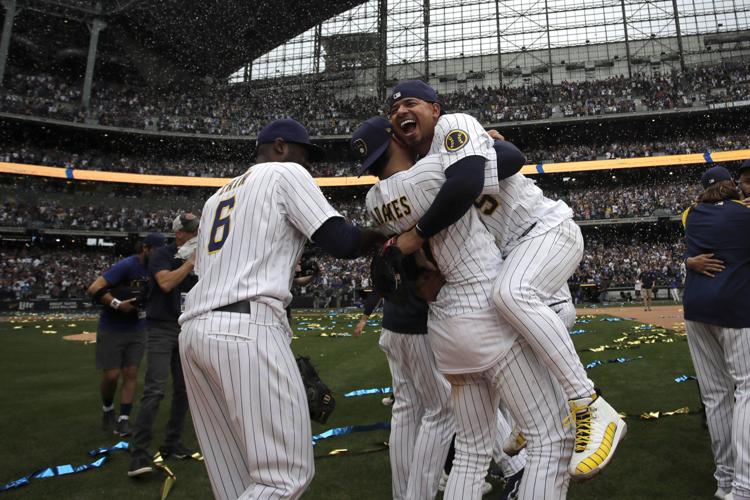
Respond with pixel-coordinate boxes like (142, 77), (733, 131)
(392, 91), (401, 100)
(354, 138), (367, 157)
(445, 129), (469, 152)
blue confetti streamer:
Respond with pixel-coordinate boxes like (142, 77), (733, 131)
(570, 329), (589, 336)
(344, 387), (392, 397)
(1, 441), (129, 492)
(312, 422), (391, 446)
(600, 317), (623, 322)
(585, 356), (643, 370)
(675, 375), (697, 383)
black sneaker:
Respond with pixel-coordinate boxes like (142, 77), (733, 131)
(159, 443), (197, 460)
(114, 418), (131, 437)
(127, 454), (153, 478)
(102, 410), (115, 431)
(499, 468), (523, 500)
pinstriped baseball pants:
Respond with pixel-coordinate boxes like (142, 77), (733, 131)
(179, 305), (313, 500)
(443, 337), (573, 500)
(379, 329), (455, 500)
(493, 218), (594, 400)
(686, 320), (750, 500)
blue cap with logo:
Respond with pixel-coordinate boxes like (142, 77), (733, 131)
(739, 159), (750, 175)
(351, 116), (394, 176)
(256, 118), (325, 161)
(386, 80), (441, 111)
(701, 165), (733, 189)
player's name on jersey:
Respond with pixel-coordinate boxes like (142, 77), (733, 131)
(370, 196), (412, 225)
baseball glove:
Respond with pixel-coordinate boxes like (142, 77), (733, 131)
(370, 237), (411, 305)
(296, 356), (336, 424)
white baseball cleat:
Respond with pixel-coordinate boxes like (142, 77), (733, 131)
(502, 426), (527, 457)
(567, 394), (627, 479)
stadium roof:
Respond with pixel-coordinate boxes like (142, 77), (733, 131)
(10, 0), (366, 81)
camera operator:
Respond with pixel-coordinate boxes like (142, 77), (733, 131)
(128, 214), (200, 477)
(87, 233), (165, 437)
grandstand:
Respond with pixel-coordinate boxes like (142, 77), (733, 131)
(2, 3), (750, 500)
(0, 0), (748, 311)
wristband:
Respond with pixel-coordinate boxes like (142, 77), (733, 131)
(414, 224), (427, 239)
(109, 298), (122, 310)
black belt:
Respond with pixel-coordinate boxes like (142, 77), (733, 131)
(213, 301), (252, 314)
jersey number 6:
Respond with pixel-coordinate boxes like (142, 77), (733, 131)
(208, 197), (236, 253)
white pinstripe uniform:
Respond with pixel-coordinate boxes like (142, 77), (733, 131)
(379, 326), (526, 500)
(378, 327), (455, 500)
(547, 284), (577, 332)
(429, 113), (594, 400)
(366, 156), (573, 500)
(179, 162), (341, 500)
(685, 321), (750, 500)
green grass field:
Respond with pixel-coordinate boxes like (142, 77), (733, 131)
(0, 308), (718, 499)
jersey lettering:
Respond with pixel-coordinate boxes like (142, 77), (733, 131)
(207, 196), (236, 253)
(372, 196), (413, 225)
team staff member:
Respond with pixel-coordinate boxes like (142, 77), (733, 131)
(88, 233), (165, 437)
(688, 160), (750, 277)
(682, 166), (750, 500)
(128, 214), (200, 477)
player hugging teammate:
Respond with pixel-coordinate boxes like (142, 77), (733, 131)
(353, 80), (627, 499)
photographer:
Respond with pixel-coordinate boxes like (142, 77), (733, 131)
(87, 233), (165, 437)
(128, 214), (200, 477)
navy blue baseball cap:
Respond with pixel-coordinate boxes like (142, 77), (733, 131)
(351, 116), (394, 176)
(386, 80), (442, 112)
(256, 118), (325, 161)
(143, 233), (166, 248)
(701, 165), (733, 189)
(739, 159), (750, 175)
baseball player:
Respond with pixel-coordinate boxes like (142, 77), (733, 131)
(385, 80), (624, 478)
(682, 165), (750, 500)
(356, 285), (461, 500)
(178, 118), (384, 500)
(355, 116), (573, 500)
(87, 233), (165, 437)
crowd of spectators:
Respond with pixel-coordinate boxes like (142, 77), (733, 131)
(1, 131), (747, 179)
(0, 184), (696, 302)
(0, 200), (181, 232)
(1, 62), (748, 136)
(0, 234), (687, 303)
(0, 248), (115, 300)
(570, 236), (686, 303)
(0, 174), (709, 232)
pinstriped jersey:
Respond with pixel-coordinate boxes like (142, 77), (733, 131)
(475, 173), (573, 255)
(180, 162), (340, 323)
(365, 155), (502, 321)
(430, 113), (572, 255)
(429, 113), (499, 195)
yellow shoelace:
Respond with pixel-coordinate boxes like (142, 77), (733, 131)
(563, 400), (594, 453)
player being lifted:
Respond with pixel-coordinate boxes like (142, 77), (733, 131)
(382, 80), (626, 480)
(356, 116), (573, 499)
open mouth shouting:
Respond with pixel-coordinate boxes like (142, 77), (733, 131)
(397, 116), (418, 141)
